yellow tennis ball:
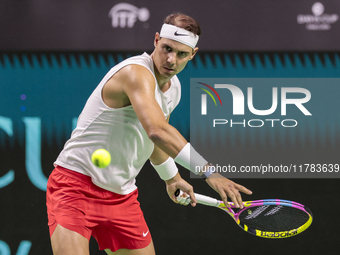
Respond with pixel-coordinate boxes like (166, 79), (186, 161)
(91, 149), (111, 168)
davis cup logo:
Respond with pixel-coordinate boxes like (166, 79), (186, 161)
(297, 2), (339, 30)
(197, 82), (312, 128)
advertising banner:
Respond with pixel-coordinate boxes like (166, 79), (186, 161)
(0, 0), (339, 51)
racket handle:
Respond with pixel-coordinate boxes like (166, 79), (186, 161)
(175, 189), (220, 207)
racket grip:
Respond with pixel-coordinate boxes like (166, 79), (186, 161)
(175, 189), (220, 207)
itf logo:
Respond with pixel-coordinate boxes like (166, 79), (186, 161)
(109, 3), (150, 28)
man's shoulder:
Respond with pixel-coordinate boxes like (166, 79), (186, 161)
(113, 63), (155, 88)
(115, 53), (154, 76)
(119, 52), (152, 68)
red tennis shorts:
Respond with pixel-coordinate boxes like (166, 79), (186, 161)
(46, 166), (152, 252)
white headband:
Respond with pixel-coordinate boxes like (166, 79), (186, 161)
(159, 24), (199, 49)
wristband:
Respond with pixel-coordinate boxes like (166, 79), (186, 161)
(202, 165), (216, 180)
(174, 143), (208, 174)
(151, 157), (178, 180)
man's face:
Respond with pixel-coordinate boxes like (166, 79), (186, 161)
(152, 33), (198, 80)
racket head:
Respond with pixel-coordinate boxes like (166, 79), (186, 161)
(218, 199), (313, 239)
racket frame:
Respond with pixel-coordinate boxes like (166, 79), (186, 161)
(179, 192), (313, 239)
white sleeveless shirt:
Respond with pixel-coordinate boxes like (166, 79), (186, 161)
(54, 53), (181, 194)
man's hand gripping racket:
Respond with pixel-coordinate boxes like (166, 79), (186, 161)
(175, 190), (313, 238)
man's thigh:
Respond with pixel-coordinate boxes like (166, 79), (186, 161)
(105, 240), (155, 255)
(51, 224), (89, 255)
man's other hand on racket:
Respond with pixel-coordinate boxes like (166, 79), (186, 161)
(205, 171), (252, 209)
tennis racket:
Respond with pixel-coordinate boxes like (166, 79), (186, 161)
(175, 190), (313, 238)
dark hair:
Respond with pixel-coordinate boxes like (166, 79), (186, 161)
(164, 13), (201, 36)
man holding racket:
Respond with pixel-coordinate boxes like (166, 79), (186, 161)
(47, 13), (252, 255)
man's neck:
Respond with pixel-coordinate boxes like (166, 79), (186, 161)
(154, 69), (171, 92)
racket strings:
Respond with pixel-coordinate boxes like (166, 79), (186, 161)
(238, 205), (310, 232)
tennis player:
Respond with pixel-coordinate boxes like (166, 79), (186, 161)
(46, 13), (252, 255)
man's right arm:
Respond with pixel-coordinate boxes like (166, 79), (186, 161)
(121, 64), (188, 158)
